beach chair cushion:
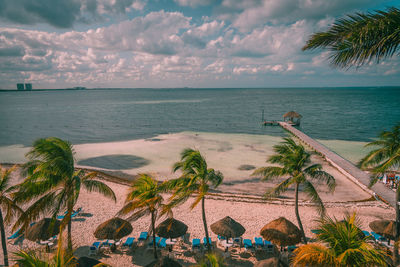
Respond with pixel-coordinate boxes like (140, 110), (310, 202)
(203, 237), (212, 245)
(362, 231), (371, 237)
(243, 239), (253, 248)
(139, 232), (148, 241)
(158, 238), (167, 248)
(371, 232), (386, 241)
(254, 237), (263, 247)
(192, 238), (200, 248)
(123, 237), (135, 247)
(148, 236), (160, 246)
(92, 241), (101, 250)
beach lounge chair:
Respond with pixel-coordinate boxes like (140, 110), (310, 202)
(243, 239), (253, 252)
(192, 238), (201, 251)
(89, 241), (101, 255)
(233, 237), (242, 247)
(254, 237), (263, 248)
(122, 237), (135, 248)
(138, 232), (148, 242)
(217, 235), (226, 244)
(288, 245), (297, 253)
(148, 237), (160, 247)
(371, 232), (386, 242)
(311, 229), (321, 235)
(158, 238), (167, 249)
(264, 240), (274, 253)
(7, 229), (22, 240)
(203, 237), (212, 249)
(57, 207), (83, 220)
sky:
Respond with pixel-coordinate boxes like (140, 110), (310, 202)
(0, 0), (399, 89)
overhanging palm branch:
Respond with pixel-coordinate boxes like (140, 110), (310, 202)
(303, 7), (400, 68)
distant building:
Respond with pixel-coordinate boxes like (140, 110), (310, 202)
(17, 83), (24, 90)
(25, 83), (32, 90)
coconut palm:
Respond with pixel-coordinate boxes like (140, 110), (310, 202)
(117, 173), (166, 259)
(0, 165), (23, 267)
(252, 137), (336, 244)
(359, 123), (400, 176)
(303, 7), (400, 68)
(13, 137), (116, 252)
(359, 123), (400, 264)
(292, 213), (388, 266)
(167, 148), (223, 252)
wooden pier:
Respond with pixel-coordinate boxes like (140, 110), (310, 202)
(279, 122), (396, 207)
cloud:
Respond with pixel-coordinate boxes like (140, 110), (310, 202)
(217, 0), (377, 32)
(0, 0), (147, 28)
(174, 0), (215, 8)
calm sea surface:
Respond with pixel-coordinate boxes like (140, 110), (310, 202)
(0, 87), (399, 147)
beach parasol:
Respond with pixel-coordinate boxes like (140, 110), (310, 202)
(254, 257), (284, 267)
(77, 257), (102, 267)
(145, 256), (182, 267)
(25, 218), (61, 241)
(155, 218), (188, 239)
(370, 219), (396, 241)
(210, 216), (246, 239)
(94, 217), (133, 240)
(260, 217), (301, 247)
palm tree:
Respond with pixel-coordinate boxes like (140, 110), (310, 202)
(0, 165), (23, 267)
(359, 123), (400, 264)
(167, 148), (223, 253)
(117, 173), (166, 259)
(195, 253), (227, 267)
(292, 213), (388, 266)
(302, 7), (400, 68)
(252, 137), (336, 244)
(13, 137), (116, 252)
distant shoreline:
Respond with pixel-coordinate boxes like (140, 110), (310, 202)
(1, 86), (400, 92)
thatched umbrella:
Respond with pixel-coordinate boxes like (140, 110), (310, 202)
(283, 111), (302, 119)
(77, 257), (102, 267)
(155, 218), (188, 239)
(370, 219), (396, 243)
(94, 217), (133, 240)
(260, 217), (301, 247)
(210, 216), (246, 239)
(254, 257), (285, 267)
(145, 256), (182, 267)
(25, 218), (61, 241)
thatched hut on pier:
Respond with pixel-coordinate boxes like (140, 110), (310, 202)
(283, 111), (302, 126)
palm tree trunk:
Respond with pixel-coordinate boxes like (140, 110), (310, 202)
(0, 209), (9, 267)
(295, 183), (307, 244)
(151, 211), (158, 259)
(394, 187), (400, 265)
(202, 196), (211, 253)
(66, 202), (73, 253)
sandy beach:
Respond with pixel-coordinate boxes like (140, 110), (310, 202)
(2, 164), (394, 266)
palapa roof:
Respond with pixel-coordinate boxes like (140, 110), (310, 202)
(369, 219), (395, 240)
(283, 111), (302, 118)
(260, 217), (302, 247)
(26, 218), (61, 241)
(94, 217), (133, 240)
(210, 216), (246, 238)
(155, 218), (188, 239)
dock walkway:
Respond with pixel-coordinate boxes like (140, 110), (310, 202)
(279, 122), (396, 207)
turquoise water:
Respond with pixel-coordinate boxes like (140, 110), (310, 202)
(0, 87), (399, 148)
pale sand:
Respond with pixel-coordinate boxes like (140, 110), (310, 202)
(3, 168), (394, 266)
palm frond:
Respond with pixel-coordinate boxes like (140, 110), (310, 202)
(302, 181), (325, 215)
(82, 179), (116, 201)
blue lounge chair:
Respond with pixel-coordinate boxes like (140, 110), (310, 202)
(362, 231), (371, 236)
(203, 237), (212, 248)
(122, 237), (135, 248)
(101, 240), (111, 247)
(158, 238), (167, 248)
(311, 229), (321, 235)
(7, 229), (22, 240)
(148, 236), (160, 246)
(57, 208), (82, 220)
(192, 238), (201, 250)
(243, 239), (253, 249)
(254, 237), (263, 248)
(92, 241), (101, 250)
(138, 232), (148, 241)
(288, 245), (297, 253)
(371, 232), (386, 242)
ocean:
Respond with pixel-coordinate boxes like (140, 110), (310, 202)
(0, 87), (399, 173)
